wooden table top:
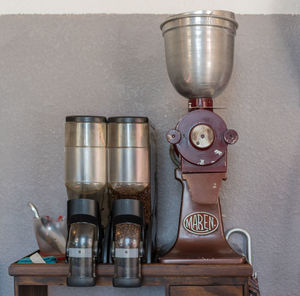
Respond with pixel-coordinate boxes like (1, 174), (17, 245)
(9, 262), (253, 278)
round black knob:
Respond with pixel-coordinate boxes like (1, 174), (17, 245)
(224, 129), (238, 145)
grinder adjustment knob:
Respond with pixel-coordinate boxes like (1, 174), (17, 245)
(167, 129), (181, 144)
(190, 124), (214, 149)
(224, 129), (239, 145)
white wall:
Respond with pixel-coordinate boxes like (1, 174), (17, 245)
(0, 0), (299, 14)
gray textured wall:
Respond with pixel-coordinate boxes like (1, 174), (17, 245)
(0, 14), (300, 296)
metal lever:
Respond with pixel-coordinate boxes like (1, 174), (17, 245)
(226, 228), (252, 264)
(226, 228), (257, 278)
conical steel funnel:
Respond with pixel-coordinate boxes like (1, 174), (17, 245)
(161, 10), (238, 99)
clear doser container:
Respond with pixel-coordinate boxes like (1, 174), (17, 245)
(67, 222), (98, 287)
(107, 117), (151, 224)
(113, 222), (142, 287)
(112, 199), (144, 287)
(66, 198), (100, 287)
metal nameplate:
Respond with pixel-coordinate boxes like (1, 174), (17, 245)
(183, 211), (219, 236)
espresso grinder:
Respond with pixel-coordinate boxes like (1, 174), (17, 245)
(64, 116), (106, 286)
(159, 11), (244, 264)
(106, 117), (154, 287)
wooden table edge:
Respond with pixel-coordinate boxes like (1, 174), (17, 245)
(9, 262), (253, 277)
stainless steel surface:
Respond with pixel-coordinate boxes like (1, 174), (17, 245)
(161, 10), (238, 31)
(161, 10), (238, 99)
(108, 120), (150, 192)
(65, 122), (106, 147)
(28, 202), (67, 255)
(108, 148), (149, 191)
(65, 147), (106, 194)
(108, 122), (149, 148)
(190, 124), (214, 149)
(33, 216), (67, 255)
(226, 228), (258, 277)
(28, 202), (40, 219)
(65, 120), (107, 199)
(226, 227), (252, 265)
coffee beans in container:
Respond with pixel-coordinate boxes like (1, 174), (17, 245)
(107, 117), (151, 224)
(112, 199), (144, 287)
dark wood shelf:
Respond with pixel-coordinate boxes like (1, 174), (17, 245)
(9, 260), (253, 296)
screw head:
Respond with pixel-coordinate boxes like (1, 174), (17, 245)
(166, 129), (181, 144)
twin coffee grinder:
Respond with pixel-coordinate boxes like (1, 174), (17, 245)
(65, 116), (154, 287)
(64, 10), (246, 288)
